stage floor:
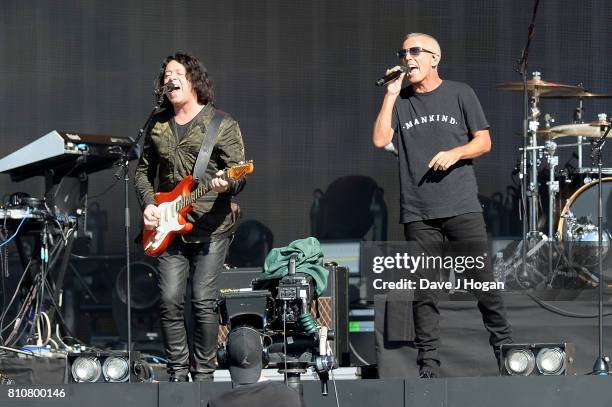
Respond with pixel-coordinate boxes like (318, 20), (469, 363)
(431, 289), (612, 377)
(2, 290), (612, 406)
(346, 288), (612, 377)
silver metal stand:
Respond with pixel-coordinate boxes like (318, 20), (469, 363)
(546, 141), (558, 282)
(527, 75), (542, 234)
(590, 117), (610, 375)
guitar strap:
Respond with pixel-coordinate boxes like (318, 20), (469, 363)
(192, 109), (226, 183)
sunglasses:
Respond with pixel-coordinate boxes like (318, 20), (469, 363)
(396, 47), (437, 58)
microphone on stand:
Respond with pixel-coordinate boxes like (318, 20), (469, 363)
(155, 82), (179, 96)
(375, 66), (409, 87)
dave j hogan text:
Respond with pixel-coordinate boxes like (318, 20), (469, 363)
(372, 278), (504, 292)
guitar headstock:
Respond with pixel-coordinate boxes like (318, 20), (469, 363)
(226, 160), (254, 180)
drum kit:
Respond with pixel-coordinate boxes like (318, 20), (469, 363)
(495, 71), (612, 288)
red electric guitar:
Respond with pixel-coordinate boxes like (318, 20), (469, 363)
(142, 160), (254, 257)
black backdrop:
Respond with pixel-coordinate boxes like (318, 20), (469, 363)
(1, 0), (612, 253)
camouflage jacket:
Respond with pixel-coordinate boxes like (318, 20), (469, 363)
(134, 103), (246, 242)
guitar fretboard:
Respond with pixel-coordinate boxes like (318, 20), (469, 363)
(175, 172), (229, 211)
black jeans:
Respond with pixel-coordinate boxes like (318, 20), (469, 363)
(404, 212), (512, 373)
(157, 237), (229, 379)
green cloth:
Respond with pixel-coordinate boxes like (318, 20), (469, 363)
(257, 237), (329, 296)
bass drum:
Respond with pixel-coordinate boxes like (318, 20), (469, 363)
(557, 177), (612, 282)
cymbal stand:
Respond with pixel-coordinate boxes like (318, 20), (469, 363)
(589, 114), (610, 375)
(515, 75), (544, 286)
(545, 140), (558, 283)
(527, 73), (542, 236)
(516, 0), (541, 285)
(574, 97), (584, 169)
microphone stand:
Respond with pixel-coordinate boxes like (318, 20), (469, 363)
(516, 0), (540, 287)
(589, 121), (611, 375)
(113, 91), (166, 382)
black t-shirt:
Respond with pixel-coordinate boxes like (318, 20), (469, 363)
(173, 119), (191, 141)
(391, 80), (489, 223)
(172, 106), (206, 141)
(207, 381), (305, 407)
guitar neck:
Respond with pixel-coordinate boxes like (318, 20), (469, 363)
(176, 172), (229, 211)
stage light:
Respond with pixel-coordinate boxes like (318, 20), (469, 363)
(500, 343), (575, 376)
(102, 356), (130, 382)
(67, 351), (151, 383)
(536, 347), (566, 375)
(504, 348), (535, 376)
(71, 356), (102, 383)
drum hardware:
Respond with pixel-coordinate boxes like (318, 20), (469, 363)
(570, 167), (612, 176)
(526, 72), (543, 235)
(500, 24), (612, 375)
(548, 93), (610, 167)
(543, 113), (555, 130)
(559, 210), (610, 275)
(521, 86), (609, 167)
(498, 72), (575, 288)
(517, 139), (589, 152)
(589, 116), (611, 374)
(554, 175), (612, 290)
(544, 141), (559, 279)
(498, 69), (611, 293)
(496, 73), (586, 237)
(574, 97), (584, 169)
(508, 3), (590, 290)
(494, 235), (548, 289)
(557, 169), (574, 189)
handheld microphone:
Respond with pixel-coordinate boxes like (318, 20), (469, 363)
(375, 66), (409, 87)
(384, 142), (399, 157)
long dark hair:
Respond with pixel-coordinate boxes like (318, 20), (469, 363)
(155, 51), (214, 106)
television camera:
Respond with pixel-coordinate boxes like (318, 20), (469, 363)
(217, 255), (337, 396)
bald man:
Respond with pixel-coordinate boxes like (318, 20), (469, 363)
(372, 33), (512, 378)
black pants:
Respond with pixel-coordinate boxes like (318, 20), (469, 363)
(376, 212), (512, 377)
(157, 237), (229, 380)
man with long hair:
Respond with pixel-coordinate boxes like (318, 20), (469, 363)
(135, 52), (246, 382)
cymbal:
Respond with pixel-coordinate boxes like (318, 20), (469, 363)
(589, 119), (611, 127)
(540, 90), (612, 99)
(549, 123), (606, 138)
(514, 129), (553, 138)
(495, 79), (584, 94)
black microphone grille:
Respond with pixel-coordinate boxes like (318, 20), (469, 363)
(155, 82), (178, 96)
(166, 82), (179, 91)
